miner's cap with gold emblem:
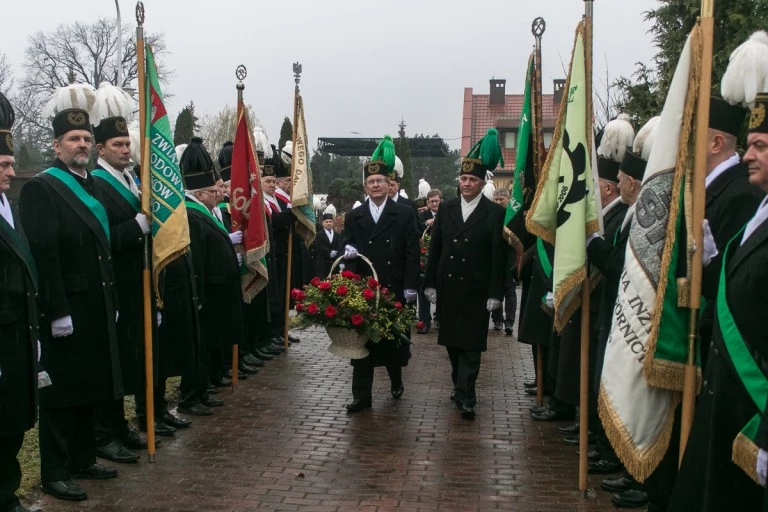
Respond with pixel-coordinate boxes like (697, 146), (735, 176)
(461, 128), (503, 179)
(93, 115), (129, 144)
(749, 93), (768, 133)
(364, 135), (395, 178)
(0, 91), (15, 157)
(53, 108), (92, 138)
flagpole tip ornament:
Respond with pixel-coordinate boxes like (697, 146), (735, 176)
(461, 128), (504, 180)
(293, 62), (303, 89)
(531, 17), (546, 38)
(235, 65), (247, 91)
(364, 135), (396, 177)
(135, 1), (144, 24)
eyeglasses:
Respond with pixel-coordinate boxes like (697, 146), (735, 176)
(366, 178), (388, 185)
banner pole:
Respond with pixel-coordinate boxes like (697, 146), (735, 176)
(231, 68), (246, 391)
(680, 0), (714, 464)
(135, 0), (155, 463)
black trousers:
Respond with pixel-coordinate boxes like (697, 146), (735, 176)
(491, 283), (518, 328)
(135, 381), (169, 427)
(446, 347), (481, 407)
(417, 287), (432, 325)
(93, 398), (131, 446)
(0, 433), (24, 511)
(351, 363), (403, 401)
(39, 404), (96, 482)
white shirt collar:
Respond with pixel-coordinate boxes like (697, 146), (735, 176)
(368, 198), (387, 223)
(97, 158), (140, 198)
(742, 196), (768, 245)
(0, 193), (13, 229)
(602, 196), (622, 215)
(325, 228), (334, 241)
(390, 194), (399, 203)
(705, 153), (741, 189)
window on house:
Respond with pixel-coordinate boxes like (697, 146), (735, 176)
(504, 130), (517, 149)
(543, 130), (553, 149)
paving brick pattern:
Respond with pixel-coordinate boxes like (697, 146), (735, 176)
(31, 324), (620, 511)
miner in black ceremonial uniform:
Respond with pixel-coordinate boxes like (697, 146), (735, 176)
(315, 212), (343, 278)
(20, 107), (122, 502)
(342, 135), (420, 412)
(0, 92), (40, 512)
(424, 128), (506, 419)
(178, 138), (244, 413)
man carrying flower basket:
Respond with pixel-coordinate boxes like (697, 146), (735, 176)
(338, 135), (420, 413)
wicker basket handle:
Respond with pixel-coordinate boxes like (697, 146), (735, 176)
(328, 253), (381, 307)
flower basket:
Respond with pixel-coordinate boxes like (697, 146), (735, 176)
(325, 326), (370, 359)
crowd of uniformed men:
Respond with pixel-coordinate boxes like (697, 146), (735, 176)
(2, 29), (768, 512)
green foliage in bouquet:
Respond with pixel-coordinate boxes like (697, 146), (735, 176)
(293, 270), (416, 345)
(419, 232), (430, 280)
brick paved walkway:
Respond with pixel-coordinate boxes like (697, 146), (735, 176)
(31, 324), (621, 512)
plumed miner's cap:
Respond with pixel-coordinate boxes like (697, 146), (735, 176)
(620, 116), (661, 181)
(709, 95), (746, 137)
(281, 141), (293, 168)
(0, 91), (15, 156)
(93, 116), (129, 144)
(597, 113), (635, 163)
(91, 81), (134, 127)
(364, 135), (396, 178)
(218, 141), (234, 182)
(597, 157), (620, 182)
(179, 137), (216, 190)
(266, 144), (290, 178)
(41, 83), (96, 121)
(720, 31), (768, 133)
(461, 128), (503, 179)
(53, 108), (92, 138)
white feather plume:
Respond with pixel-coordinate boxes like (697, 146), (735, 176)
(417, 178), (430, 199)
(482, 173), (496, 200)
(393, 156), (404, 178)
(634, 116), (661, 161)
(721, 30), (768, 108)
(399, 189), (409, 199)
(313, 196), (322, 210)
(281, 140), (293, 167)
(597, 113), (635, 163)
(91, 81), (135, 126)
(128, 120), (141, 164)
(324, 203), (337, 216)
(352, 200), (362, 209)
(253, 126), (272, 159)
(41, 83), (97, 120)
(175, 144), (187, 164)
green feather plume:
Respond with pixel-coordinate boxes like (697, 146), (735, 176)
(466, 128), (503, 169)
(371, 134), (396, 170)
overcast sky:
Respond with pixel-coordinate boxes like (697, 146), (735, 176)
(3, 0), (658, 150)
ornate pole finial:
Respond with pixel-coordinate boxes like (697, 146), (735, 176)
(135, 1), (145, 25)
(236, 64), (247, 92)
(532, 17), (546, 39)
(293, 62), (302, 93)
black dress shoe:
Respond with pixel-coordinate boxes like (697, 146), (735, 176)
(287, 334), (301, 343)
(529, 404), (550, 414)
(226, 369), (247, 380)
(71, 463), (118, 480)
(118, 429), (148, 449)
(504, 324), (513, 335)
(524, 387), (538, 395)
(211, 376), (232, 387)
(523, 380), (536, 389)
(206, 384), (219, 395)
(531, 408), (576, 422)
(492, 321), (503, 331)
(391, 385), (404, 399)
(346, 398), (372, 413)
(253, 349), (275, 360)
(588, 459), (623, 475)
(562, 431), (595, 445)
(139, 421), (176, 437)
(612, 489), (649, 508)
(41, 479), (88, 501)
(457, 403), (476, 418)
(95, 440), (139, 463)
(558, 422), (580, 435)
(239, 362), (260, 374)
(177, 404), (213, 416)
(243, 353), (265, 366)
(601, 475), (635, 493)
(588, 449), (601, 462)
(161, 413), (191, 429)
(202, 396), (224, 407)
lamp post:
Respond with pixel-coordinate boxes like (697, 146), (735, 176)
(115, 0), (123, 85)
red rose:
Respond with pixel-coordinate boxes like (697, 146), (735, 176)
(421, 246), (427, 254)
(363, 288), (375, 300)
(290, 288), (305, 301)
(395, 301), (403, 310)
(341, 270), (356, 279)
(335, 285), (348, 296)
(295, 303), (304, 312)
(381, 287), (390, 296)
(351, 273), (361, 281)
(416, 320), (425, 330)
(307, 303), (319, 315)
(325, 305), (338, 318)
(318, 281), (331, 291)
(351, 314), (365, 326)
(367, 278), (379, 289)
(310, 277), (321, 287)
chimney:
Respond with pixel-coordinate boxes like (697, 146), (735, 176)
(553, 79), (566, 105)
(489, 78), (506, 106)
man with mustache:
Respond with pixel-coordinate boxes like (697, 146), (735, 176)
(19, 108), (122, 502)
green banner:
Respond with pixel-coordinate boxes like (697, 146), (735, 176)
(506, 54), (533, 227)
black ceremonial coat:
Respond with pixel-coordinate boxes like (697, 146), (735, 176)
(424, 196), (506, 352)
(518, 239), (554, 346)
(669, 218), (768, 512)
(186, 203), (244, 349)
(93, 165), (154, 395)
(395, 195), (426, 233)
(19, 160), (122, 407)
(0, 203), (38, 435)
(314, 227), (343, 278)
(699, 163), (764, 364)
(344, 198), (420, 367)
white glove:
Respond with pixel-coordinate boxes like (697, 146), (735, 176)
(343, 245), (358, 260)
(424, 287), (437, 304)
(156, 312), (162, 327)
(486, 298), (502, 311)
(758, 448), (768, 486)
(586, 232), (601, 246)
(229, 231), (243, 245)
(702, 219), (718, 267)
(236, 253), (243, 266)
(51, 315), (73, 338)
(404, 289), (417, 303)
(135, 213), (151, 235)
(330, 250), (338, 258)
(116, 310), (119, 322)
(545, 292), (554, 309)
(37, 340), (41, 362)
